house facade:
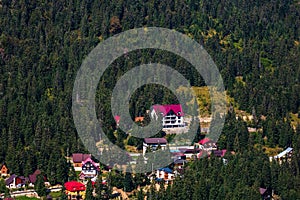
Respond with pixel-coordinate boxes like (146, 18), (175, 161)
(156, 167), (174, 183)
(143, 138), (167, 155)
(0, 164), (9, 176)
(64, 181), (86, 200)
(79, 157), (99, 180)
(198, 138), (217, 151)
(151, 104), (185, 128)
(5, 174), (27, 188)
(171, 152), (187, 169)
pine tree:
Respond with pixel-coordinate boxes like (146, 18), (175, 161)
(35, 174), (46, 198)
(0, 179), (8, 194)
(95, 173), (104, 200)
(69, 165), (77, 181)
(123, 166), (134, 192)
(137, 188), (144, 200)
(85, 179), (94, 200)
(60, 186), (68, 200)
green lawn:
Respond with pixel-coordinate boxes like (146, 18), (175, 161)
(49, 191), (62, 198)
(15, 196), (39, 200)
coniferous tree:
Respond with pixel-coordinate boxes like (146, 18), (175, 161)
(123, 165), (134, 192)
(137, 188), (144, 200)
(60, 186), (68, 200)
(95, 173), (104, 200)
(85, 179), (94, 200)
(35, 174), (46, 198)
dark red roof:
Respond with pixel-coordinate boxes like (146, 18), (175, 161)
(179, 148), (201, 154)
(64, 181), (86, 192)
(199, 138), (212, 145)
(72, 153), (91, 163)
(212, 149), (227, 157)
(152, 104), (184, 117)
(171, 152), (185, 157)
(144, 138), (167, 144)
(28, 169), (41, 183)
(4, 198), (14, 200)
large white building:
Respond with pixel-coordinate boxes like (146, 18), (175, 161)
(143, 138), (167, 155)
(151, 104), (185, 128)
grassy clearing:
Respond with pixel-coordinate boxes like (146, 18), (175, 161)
(15, 196), (39, 200)
(49, 191), (62, 198)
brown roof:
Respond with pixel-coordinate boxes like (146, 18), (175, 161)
(72, 153), (91, 163)
(144, 138), (167, 144)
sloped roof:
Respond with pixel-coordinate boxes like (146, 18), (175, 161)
(114, 115), (120, 123)
(0, 163), (7, 170)
(72, 153), (91, 163)
(171, 152), (186, 157)
(199, 138), (212, 145)
(28, 169), (41, 183)
(144, 138), (167, 144)
(259, 187), (267, 195)
(174, 159), (187, 164)
(64, 181), (85, 192)
(212, 149), (227, 157)
(82, 157), (99, 167)
(158, 167), (173, 174)
(5, 174), (16, 185)
(134, 117), (144, 122)
(152, 104), (184, 117)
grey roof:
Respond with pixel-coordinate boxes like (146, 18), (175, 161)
(144, 138), (167, 144)
(174, 159), (187, 164)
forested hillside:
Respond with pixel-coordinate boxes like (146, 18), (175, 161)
(0, 0), (300, 198)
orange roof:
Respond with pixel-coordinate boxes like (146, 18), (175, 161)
(134, 117), (144, 122)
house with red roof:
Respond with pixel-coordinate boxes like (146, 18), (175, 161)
(151, 104), (185, 129)
(64, 181), (86, 200)
(5, 174), (27, 188)
(199, 138), (217, 151)
(79, 157), (100, 180)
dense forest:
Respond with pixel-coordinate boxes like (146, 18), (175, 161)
(0, 0), (300, 199)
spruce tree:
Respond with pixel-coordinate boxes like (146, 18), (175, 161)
(95, 173), (104, 200)
(137, 188), (144, 200)
(60, 186), (68, 200)
(123, 167), (134, 192)
(85, 179), (94, 200)
(35, 174), (46, 198)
